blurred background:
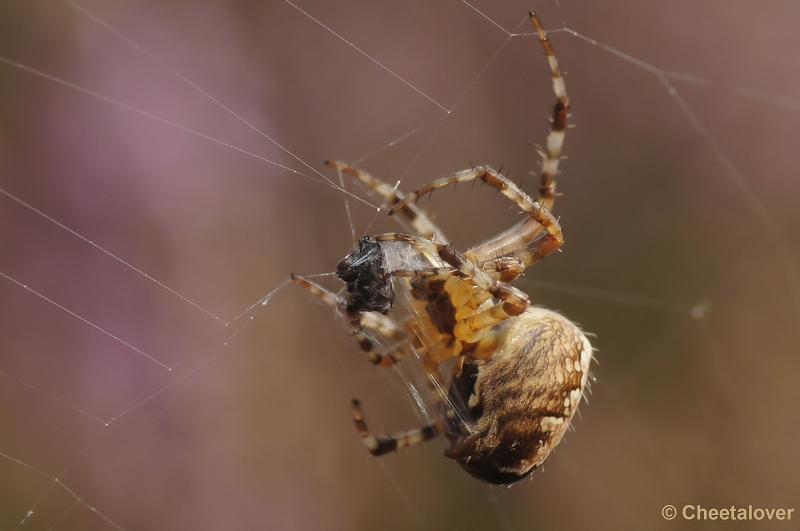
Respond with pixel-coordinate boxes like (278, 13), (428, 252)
(1, 0), (799, 529)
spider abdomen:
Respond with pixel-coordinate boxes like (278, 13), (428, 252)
(444, 307), (593, 485)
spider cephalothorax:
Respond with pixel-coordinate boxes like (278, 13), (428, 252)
(292, 12), (592, 485)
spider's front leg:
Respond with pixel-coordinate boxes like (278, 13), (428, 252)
(325, 160), (449, 243)
(388, 167), (564, 265)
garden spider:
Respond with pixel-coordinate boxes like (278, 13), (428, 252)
(292, 12), (592, 485)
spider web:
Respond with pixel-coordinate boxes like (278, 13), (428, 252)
(1, 1), (799, 530)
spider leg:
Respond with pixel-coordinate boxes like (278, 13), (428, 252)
(464, 15), (568, 263)
(386, 14), (568, 265)
(473, 220), (565, 275)
(466, 217), (552, 264)
(529, 11), (569, 211)
(291, 273), (410, 367)
(462, 13), (571, 264)
(351, 399), (443, 455)
(325, 160), (449, 243)
(293, 274), (448, 454)
(387, 168), (563, 264)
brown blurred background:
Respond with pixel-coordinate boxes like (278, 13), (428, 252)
(1, 0), (799, 530)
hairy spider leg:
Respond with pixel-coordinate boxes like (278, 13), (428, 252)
(292, 273), (452, 453)
(351, 399), (443, 456)
(529, 11), (569, 211)
(290, 273), (411, 367)
(325, 160), (449, 243)
(388, 167), (563, 264)
(386, 13), (569, 266)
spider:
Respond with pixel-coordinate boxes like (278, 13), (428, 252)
(292, 12), (592, 485)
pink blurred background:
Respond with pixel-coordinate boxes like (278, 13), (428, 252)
(1, 1), (799, 529)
